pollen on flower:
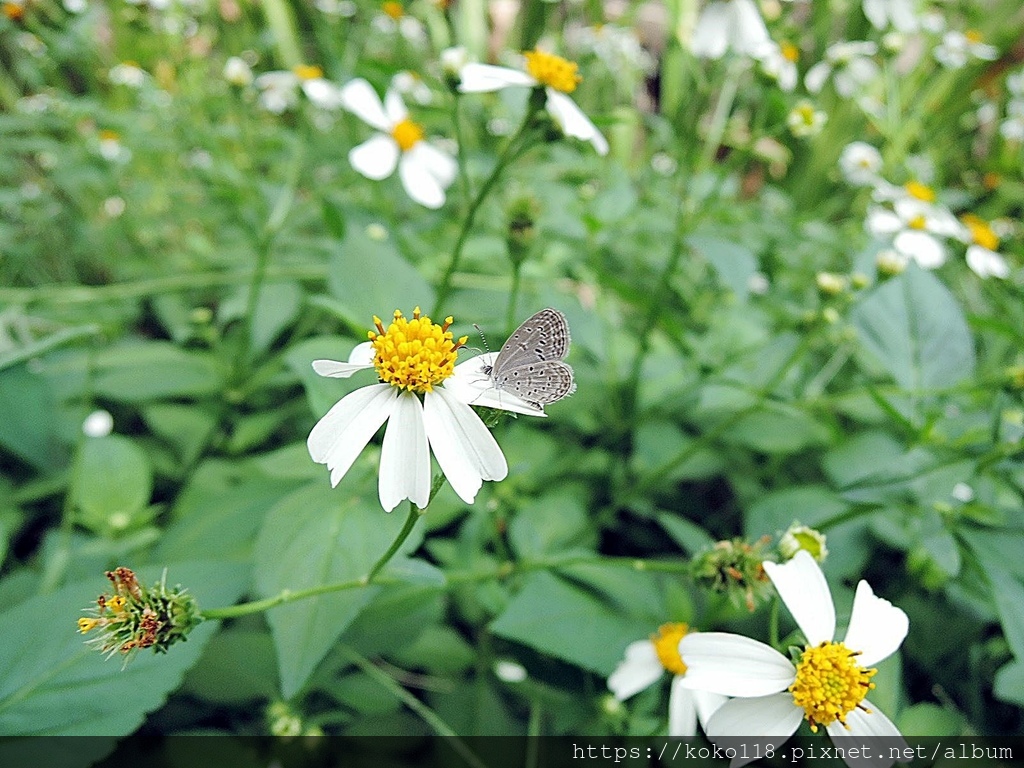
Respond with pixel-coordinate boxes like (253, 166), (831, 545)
(292, 64), (324, 81)
(962, 214), (1000, 250)
(789, 641), (877, 732)
(391, 118), (424, 151)
(904, 181), (936, 203)
(781, 42), (800, 63)
(368, 307), (468, 393)
(381, 0), (403, 19)
(524, 49), (582, 93)
(651, 622), (689, 675)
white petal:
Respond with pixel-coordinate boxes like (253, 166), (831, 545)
(692, 688), (729, 732)
(827, 701), (908, 768)
(457, 63), (536, 92)
(546, 91), (609, 156)
(447, 353), (548, 416)
(862, 0), (886, 29)
(668, 676), (698, 737)
(764, 550), (835, 645)
(731, 0), (770, 56)
(607, 640), (662, 700)
(966, 245), (1010, 279)
(842, 580), (908, 666)
(889, 0), (919, 33)
(866, 207), (903, 236)
(894, 230), (945, 268)
(805, 62), (831, 93)
(679, 633), (795, 697)
(339, 78), (391, 130)
(708, 693), (804, 738)
(378, 391), (430, 511)
(312, 343), (374, 378)
(398, 152), (446, 209)
(831, 698), (906, 738)
(302, 78), (344, 110)
(383, 88), (408, 124)
(691, 3), (731, 59)
(307, 384), (395, 487)
(408, 141), (458, 188)
(349, 134), (400, 180)
(422, 387), (508, 503)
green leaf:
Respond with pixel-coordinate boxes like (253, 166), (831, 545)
(896, 702), (964, 737)
(722, 403), (832, 454)
(254, 481), (418, 698)
(219, 281), (303, 355)
(71, 435), (153, 535)
(0, 562), (247, 735)
(985, 567), (1024, 661)
(141, 403), (218, 467)
(687, 233), (757, 301)
(657, 513), (716, 555)
(0, 364), (62, 471)
(852, 266), (975, 391)
(328, 225), (434, 327)
(994, 659), (1024, 707)
(508, 487), (595, 558)
(490, 571), (641, 675)
(180, 629), (278, 704)
(91, 342), (222, 402)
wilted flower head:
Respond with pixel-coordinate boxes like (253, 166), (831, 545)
(78, 567), (200, 663)
(691, 536), (774, 611)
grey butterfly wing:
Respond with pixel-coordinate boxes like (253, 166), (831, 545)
(492, 308), (571, 375)
(500, 360), (576, 406)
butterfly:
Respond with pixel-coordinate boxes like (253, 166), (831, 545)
(481, 308), (576, 409)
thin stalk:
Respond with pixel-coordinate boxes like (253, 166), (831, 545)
(452, 90), (474, 207)
(505, 260), (523, 335)
(434, 92), (544, 314)
(768, 596), (780, 649)
(365, 500), (423, 583)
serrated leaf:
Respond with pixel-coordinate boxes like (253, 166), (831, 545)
(0, 562), (246, 736)
(852, 266), (975, 391)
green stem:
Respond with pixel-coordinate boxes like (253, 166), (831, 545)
(340, 646), (489, 768)
(814, 502), (887, 532)
(452, 91), (474, 207)
(768, 596), (780, 649)
(505, 260), (523, 335)
(365, 500), (423, 583)
(433, 92), (544, 314)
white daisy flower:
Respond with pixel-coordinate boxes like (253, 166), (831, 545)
(960, 215), (1010, 279)
(787, 100), (827, 138)
(308, 308), (536, 512)
(755, 40), (800, 92)
(690, 0), (770, 60)
(340, 78), (457, 209)
(1000, 99), (1024, 142)
(391, 70), (432, 105)
(862, 0), (919, 33)
(839, 141), (883, 186)
(223, 56), (253, 87)
(608, 623), (727, 737)
(109, 62), (148, 88)
(866, 186), (965, 270)
(458, 50), (609, 156)
(680, 550), (910, 767)
(254, 65), (344, 113)
(806, 41), (879, 98)
(933, 30), (999, 70)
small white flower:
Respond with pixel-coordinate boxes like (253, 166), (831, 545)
(755, 41), (799, 92)
(1007, 70), (1024, 98)
(806, 41), (879, 98)
(494, 660), (528, 682)
(458, 50), (608, 156)
(103, 196), (126, 217)
(307, 308), (530, 512)
(960, 214), (1011, 279)
(951, 482), (975, 503)
(109, 62), (147, 88)
(862, 0), (919, 33)
(340, 78), (457, 209)
(391, 70), (432, 105)
(254, 66), (343, 113)
(867, 192), (964, 270)
(1000, 99), (1024, 142)
(608, 623), (726, 737)
(934, 30), (999, 70)
(839, 141), (883, 186)
(82, 409), (114, 438)
(223, 56), (253, 87)
(440, 46), (469, 79)
(680, 551), (910, 767)
(787, 100), (827, 138)
(690, 0), (770, 60)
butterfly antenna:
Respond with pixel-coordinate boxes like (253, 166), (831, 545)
(472, 323), (491, 355)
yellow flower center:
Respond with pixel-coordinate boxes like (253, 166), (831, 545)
(781, 42), (800, 63)
(292, 64), (323, 81)
(369, 308), (468, 393)
(3, 2), (24, 20)
(795, 104), (816, 125)
(904, 181), (936, 202)
(78, 618), (100, 634)
(651, 622), (689, 675)
(391, 118), (424, 151)
(907, 214), (928, 231)
(962, 214), (999, 250)
(524, 49), (582, 93)
(965, 29), (984, 44)
(789, 641), (876, 732)
(99, 129), (120, 142)
(382, 0), (403, 19)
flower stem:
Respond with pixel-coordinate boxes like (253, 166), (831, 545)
(433, 90), (544, 314)
(365, 500), (423, 583)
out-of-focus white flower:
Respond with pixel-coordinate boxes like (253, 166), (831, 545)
(866, 183), (966, 270)
(862, 0), (918, 33)
(440, 46), (469, 79)
(83, 409), (114, 438)
(1008, 69), (1024, 98)
(109, 62), (148, 87)
(458, 50), (608, 155)
(806, 41), (879, 98)
(951, 482), (975, 503)
(608, 623), (727, 737)
(63, 0), (87, 12)
(98, 130), (130, 163)
(391, 70), (432, 105)
(839, 141), (883, 186)
(371, 1), (426, 45)
(340, 78), (457, 209)
(960, 214), (1010, 279)
(315, 0), (356, 16)
(920, 9), (945, 34)
(223, 56), (253, 87)
(690, 0), (770, 60)
(787, 100), (827, 137)
(565, 22), (655, 78)
(103, 196), (126, 217)
(756, 40), (799, 91)
(934, 30), (999, 70)
(494, 660), (528, 682)
(1001, 99), (1024, 142)
(254, 65), (343, 113)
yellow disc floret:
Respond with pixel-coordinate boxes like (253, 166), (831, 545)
(904, 181), (936, 203)
(369, 308), (468, 394)
(781, 42), (800, 63)
(78, 617), (101, 634)
(789, 641), (876, 732)
(524, 49), (582, 93)
(907, 213), (928, 230)
(381, 0), (403, 19)
(391, 118), (424, 151)
(107, 595), (127, 612)
(293, 64), (324, 81)
(651, 622), (689, 675)
(962, 214), (999, 250)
